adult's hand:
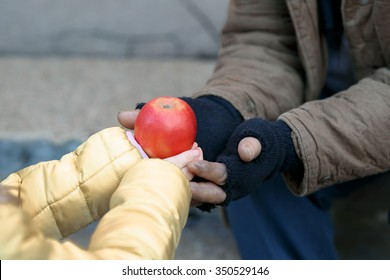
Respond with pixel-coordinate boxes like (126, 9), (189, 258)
(215, 118), (302, 205)
(118, 110), (140, 129)
(186, 137), (261, 208)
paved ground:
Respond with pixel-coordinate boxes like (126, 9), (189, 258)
(1, 0), (389, 260)
(0, 57), (217, 142)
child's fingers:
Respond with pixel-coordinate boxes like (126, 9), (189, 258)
(164, 144), (203, 181)
(195, 146), (203, 161)
(191, 142), (199, 150)
(164, 148), (200, 169)
(180, 167), (194, 181)
(190, 142), (203, 160)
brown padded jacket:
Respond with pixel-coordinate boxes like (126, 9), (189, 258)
(194, 0), (390, 195)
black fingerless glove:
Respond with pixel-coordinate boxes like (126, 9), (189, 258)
(138, 96), (243, 161)
(181, 96), (244, 161)
(216, 118), (303, 206)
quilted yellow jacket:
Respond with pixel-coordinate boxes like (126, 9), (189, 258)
(0, 127), (191, 259)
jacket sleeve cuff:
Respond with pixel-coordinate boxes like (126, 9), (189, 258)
(278, 115), (334, 196)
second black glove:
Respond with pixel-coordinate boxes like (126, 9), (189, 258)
(216, 118), (302, 205)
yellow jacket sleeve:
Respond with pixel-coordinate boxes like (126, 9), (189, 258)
(0, 128), (191, 259)
(1, 127), (141, 239)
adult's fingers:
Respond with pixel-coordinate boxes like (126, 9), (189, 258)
(190, 181), (226, 205)
(187, 160), (227, 186)
(238, 136), (262, 162)
(117, 110), (140, 129)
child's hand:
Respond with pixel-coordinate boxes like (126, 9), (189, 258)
(164, 143), (203, 181)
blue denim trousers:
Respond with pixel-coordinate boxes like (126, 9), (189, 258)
(226, 174), (337, 259)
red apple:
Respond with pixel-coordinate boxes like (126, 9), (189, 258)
(134, 96), (197, 158)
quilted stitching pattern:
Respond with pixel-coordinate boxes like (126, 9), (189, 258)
(4, 127), (142, 238)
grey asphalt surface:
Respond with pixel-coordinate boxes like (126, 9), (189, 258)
(1, 0), (389, 260)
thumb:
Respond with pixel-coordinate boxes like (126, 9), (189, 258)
(238, 137), (262, 162)
(117, 110), (140, 129)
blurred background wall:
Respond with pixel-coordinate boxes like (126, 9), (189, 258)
(0, 0), (226, 58)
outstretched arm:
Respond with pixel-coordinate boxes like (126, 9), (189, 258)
(0, 148), (200, 259)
